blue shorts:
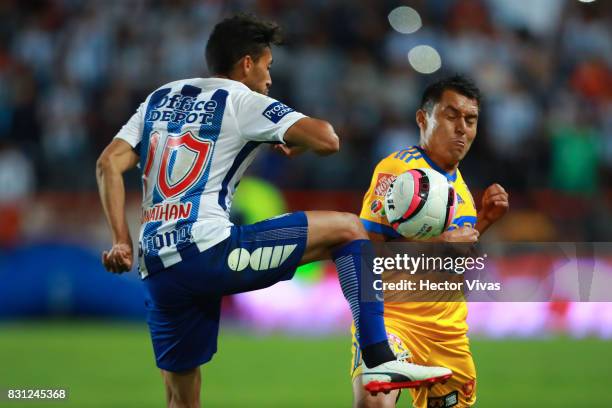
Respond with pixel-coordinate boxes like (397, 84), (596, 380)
(143, 212), (308, 372)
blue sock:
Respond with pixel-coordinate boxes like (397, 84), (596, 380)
(332, 239), (390, 349)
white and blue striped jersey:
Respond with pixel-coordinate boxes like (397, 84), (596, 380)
(114, 78), (306, 278)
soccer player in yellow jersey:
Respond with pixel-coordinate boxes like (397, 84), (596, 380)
(352, 76), (509, 408)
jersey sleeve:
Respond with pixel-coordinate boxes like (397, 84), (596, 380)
(114, 103), (145, 150)
(359, 156), (405, 239)
(232, 90), (307, 143)
(448, 175), (478, 230)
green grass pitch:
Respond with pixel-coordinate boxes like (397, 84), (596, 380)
(0, 321), (610, 407)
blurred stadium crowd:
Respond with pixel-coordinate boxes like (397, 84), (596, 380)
(0, 0), (611, 241)
(1, 0), (611, 337)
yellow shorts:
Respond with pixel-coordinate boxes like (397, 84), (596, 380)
(351, 324), (477, 407)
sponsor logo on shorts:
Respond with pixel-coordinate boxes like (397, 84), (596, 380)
(462, 379), (475, 399)
(227, 245), (297, 271)
(374, 173), (396, 196)
(262, 102), (294, 124)
(427, 391), (458, 408)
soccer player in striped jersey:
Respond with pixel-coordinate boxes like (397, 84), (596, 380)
(96, 14), (451, 408)
(351, 76), (509, 408)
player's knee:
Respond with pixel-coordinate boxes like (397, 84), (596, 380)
(163, 369), (199, 408)
(338, 212), (367, 243)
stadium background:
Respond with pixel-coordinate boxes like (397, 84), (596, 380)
(0, 0), (610, 406)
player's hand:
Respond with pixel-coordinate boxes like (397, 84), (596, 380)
(438, 226), (479, 243)
(271, 144), (307, 158)
(480, 183), (509, 224)
(102, 242), (133, 274)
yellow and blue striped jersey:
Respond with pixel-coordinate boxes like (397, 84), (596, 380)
(359, 145), (477, 338)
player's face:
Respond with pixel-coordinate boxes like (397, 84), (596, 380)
(418, 90), (479, 167)
(244, 47), (273, 95)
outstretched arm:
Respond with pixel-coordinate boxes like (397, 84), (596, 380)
(96, 138), (139, 273)
(282, 117), (339, 156)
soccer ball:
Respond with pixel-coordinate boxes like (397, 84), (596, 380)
(384, 168), (456, 239)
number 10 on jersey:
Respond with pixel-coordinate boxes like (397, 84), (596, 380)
(142, 130), (213, 199)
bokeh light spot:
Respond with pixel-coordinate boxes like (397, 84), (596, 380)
(388, 6), (422, 34)
(408, 45), (442, 74)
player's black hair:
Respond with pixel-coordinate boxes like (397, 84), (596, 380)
(420, 75), (481, 113)
(205, 14), (283, 75)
